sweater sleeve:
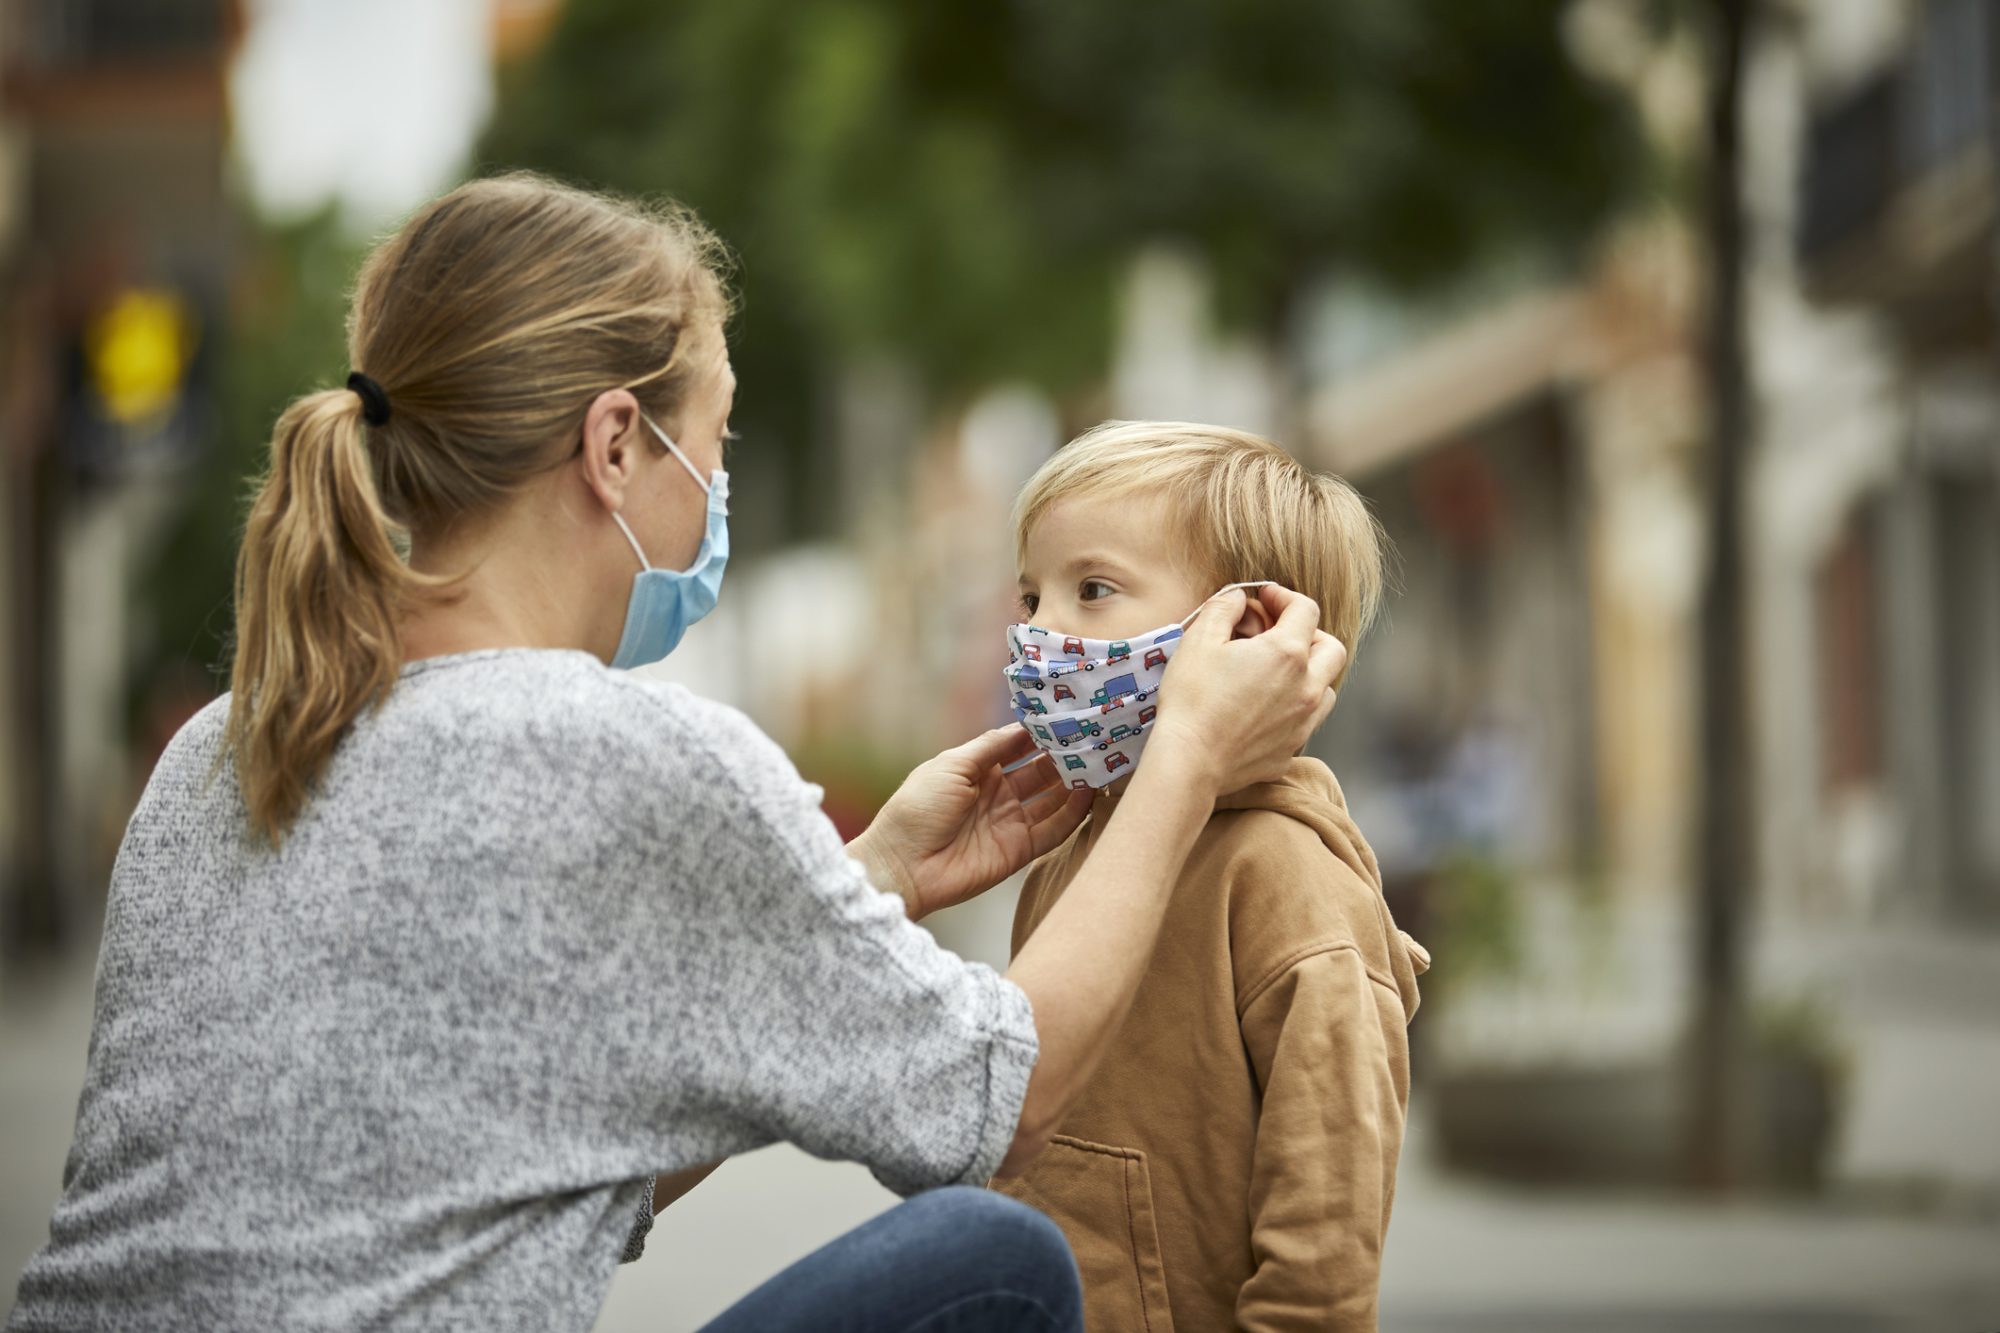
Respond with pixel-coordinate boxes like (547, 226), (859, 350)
(612, 686), (1042, 1199)
(1234, 945), (1412, 1333)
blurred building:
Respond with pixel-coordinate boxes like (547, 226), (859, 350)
(0, 0), (239, 962)
(1783, 0), (2000, 926)
(1305, 224), (1708, 1083)
(1289, 0), (2000, 1195)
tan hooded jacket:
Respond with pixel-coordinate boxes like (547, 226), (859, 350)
(993, 757), (1429, 1332)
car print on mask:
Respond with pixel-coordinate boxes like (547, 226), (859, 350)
(1094, 720), (1142, 751)
(1104, 751), (1131, 774)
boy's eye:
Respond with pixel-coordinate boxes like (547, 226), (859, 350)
(1079, 579), (1115, 603)
(1018, 593), (1039, 618)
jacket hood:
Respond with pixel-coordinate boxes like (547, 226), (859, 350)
(1213, 757), (1430, 1014)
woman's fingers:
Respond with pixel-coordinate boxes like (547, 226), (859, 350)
(1003, 750), (1061, 805)
(1018, 781), (1070, 824)
(1308, 686), (1339, 734)
(1180, 586), (1249, 644)
(1307, 630), (1348, 692)
(1025, 783), (1092, 854)
(1151, 582), (1344, 794)
(1262, 584), (1323, 648)
(955, 723), (1039, 773)
(1295, 632), (1346, 735)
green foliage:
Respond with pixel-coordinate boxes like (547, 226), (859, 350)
(141, 207), (360, 691)
(1427, 849), (1526, 1006)
(480, 0), (1646, 519)
(788, 734), (921, 838)
(1752, 990), (1851, 1081)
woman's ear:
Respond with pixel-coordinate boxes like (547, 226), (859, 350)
(578, 388), (643, 513)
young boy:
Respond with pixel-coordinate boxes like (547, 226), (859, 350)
(995, 421), (1430, 1333)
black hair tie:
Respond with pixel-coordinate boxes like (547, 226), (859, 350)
(346, 371), (392, 427)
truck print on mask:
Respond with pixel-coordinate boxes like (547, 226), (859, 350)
(1089, 674), (1143, 709)
(1048, 716), (1102, 746)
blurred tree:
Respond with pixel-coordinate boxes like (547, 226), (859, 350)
(480, 0), (1647, 533)
(140, 208), (359, 697)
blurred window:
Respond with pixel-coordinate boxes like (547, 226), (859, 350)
(23, 0), (224, 67)
(1798, 72), (1898, 261)
(1935, 476), (2000, 915)
(1815, 510), (1883, 794)
(1903, 0), (1994, 171)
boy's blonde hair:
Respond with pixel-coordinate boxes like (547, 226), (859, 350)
(1012, 421), (1386, 679)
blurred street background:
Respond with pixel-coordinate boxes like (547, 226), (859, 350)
(4, 0), (2000, 1328)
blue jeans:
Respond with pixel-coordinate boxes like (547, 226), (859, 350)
(695, 1186), (1083, 1333)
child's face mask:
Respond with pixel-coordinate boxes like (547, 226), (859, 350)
(1002, 582), (1272, 790)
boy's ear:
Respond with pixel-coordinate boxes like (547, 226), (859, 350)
(1230, 596), (1275, 640)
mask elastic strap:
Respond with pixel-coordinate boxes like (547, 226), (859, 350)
(611, 512), (652, 572)
(1178, 580), (1278, 630)
(643, 414), (713, 494)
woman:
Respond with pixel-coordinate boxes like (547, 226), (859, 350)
(6, 174), (1344, 1332)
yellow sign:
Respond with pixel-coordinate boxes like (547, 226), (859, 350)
(85, 288), (199, 425)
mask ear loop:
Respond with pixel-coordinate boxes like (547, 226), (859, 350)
(611, 512), (652, 572)
(642, 413), (714, 494)
(1178, 580), (1278, 629)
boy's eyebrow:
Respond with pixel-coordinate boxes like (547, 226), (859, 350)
(1058, 552), (1137, 578)
(1016, 553), (1139, 586)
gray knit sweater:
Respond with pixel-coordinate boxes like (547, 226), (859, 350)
(6, 649), (1038, 1331)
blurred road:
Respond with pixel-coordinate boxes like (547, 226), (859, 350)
(5, 938), (1997, 1331)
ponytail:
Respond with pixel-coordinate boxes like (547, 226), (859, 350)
(226, 390), (420, 843)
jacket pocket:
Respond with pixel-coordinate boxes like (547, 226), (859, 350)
(994, 1134), (1176, 1333)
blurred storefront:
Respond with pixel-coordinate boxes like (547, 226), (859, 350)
(0, 0), (239, 961)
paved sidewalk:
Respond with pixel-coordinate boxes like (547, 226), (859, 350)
(0, 954), (95, 1306)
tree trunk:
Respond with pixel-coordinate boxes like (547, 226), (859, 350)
(1688, 0), (1755, 1192)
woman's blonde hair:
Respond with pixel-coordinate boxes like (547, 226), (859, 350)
(1011, 420), (1387, 680)
(227, 171), (732, 842)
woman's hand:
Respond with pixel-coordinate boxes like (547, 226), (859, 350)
(848, 727), (1093, 922)
(1148, 584), (1348, 799)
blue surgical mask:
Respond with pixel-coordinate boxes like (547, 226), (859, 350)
(609, 415), (730, 669)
